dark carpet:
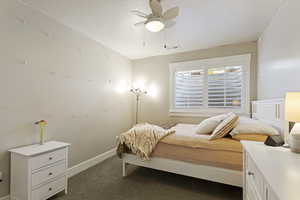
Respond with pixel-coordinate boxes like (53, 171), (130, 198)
(51, 156), (242, 200)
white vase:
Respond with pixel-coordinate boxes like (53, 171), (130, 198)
(288, 135), (300, 153)
(35, 125), (47, 145)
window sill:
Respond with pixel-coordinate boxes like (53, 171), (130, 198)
(169, 110), (250, 118)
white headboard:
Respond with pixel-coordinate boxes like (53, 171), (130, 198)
(252, 99), (288, 140)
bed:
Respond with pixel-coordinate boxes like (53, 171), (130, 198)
(121, 99), (286, 188)
(153, 124), (243, 171)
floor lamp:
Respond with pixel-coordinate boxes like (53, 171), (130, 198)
(130, 87), (147, 124)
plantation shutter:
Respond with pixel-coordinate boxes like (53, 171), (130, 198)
(174, 70), (204, 109)
(207, 66), (243, 108)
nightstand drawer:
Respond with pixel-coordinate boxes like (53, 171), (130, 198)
(264, 182), (279, 200)
(31, 148), (67, 170)
(247, 181), (260, 200)
(32, 176), (65, 200)
(32, 161), (66, 187)
(246, 154), (264, 199)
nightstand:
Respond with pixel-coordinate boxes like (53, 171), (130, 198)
(9, 141), (70, 200)
(242, 141), (300, 200)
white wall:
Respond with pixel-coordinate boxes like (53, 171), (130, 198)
(132, 42), (257, 125)
(0, 0), (132, 197)
(257, 0), (300, 99)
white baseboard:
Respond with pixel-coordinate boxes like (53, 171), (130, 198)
(67, 148), (116, 178)
(0, 148), (117, 200)
(0, 195), (10, 200)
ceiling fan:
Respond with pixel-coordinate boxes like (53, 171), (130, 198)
(131, 0), (179, 33)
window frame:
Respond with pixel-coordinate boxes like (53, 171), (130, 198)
(169, 54), (251, 117)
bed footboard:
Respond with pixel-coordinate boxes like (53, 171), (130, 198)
(122, 153), (242, 187)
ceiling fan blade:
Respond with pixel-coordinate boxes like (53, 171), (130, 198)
(165, 20), (176, 29)
(163, 7), (179, 21)
(131, 10), (148, 18)
(149, 0), (163, 17)
(134, 21), (147, 26)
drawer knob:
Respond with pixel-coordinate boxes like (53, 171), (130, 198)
(48, 172), (53, 176)
(248, 171), (254, 176)
(49, 157), (53, 160)
(49, 187), (52, 191)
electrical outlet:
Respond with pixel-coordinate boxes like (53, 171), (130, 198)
(0, 171), (2, 182)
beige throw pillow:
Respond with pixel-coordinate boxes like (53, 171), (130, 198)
(196, 114), (228, 135)
(230, 117), (279, 136)
(209, 113), (239, 140)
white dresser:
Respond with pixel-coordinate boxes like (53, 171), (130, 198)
(9, 141), (70, 200)
(242, 141), (300, 200)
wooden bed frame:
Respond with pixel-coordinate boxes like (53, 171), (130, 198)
(122, 99), (286, 188)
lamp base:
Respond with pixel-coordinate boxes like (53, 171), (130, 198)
(290, 123), (300, 135)
(288, 123), (300, 153)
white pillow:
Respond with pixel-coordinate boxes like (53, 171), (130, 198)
(230, 117), (279, 136)
(196, 114), (228, 135)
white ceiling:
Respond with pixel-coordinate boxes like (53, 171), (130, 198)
(23, 0), (283, 59)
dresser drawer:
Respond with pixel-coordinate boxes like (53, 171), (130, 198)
(31, 148), (67, 170)
(247, 180), (260, 200)
(31, 176), (65, 200)
(264, 182), (279, 200)
(246, 153), (264, 199)
(32, 161), (66, 187)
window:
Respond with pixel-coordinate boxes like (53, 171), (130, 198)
(169, 54), (251, 116)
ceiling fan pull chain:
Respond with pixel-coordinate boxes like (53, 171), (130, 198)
(163, 29), (167, 49)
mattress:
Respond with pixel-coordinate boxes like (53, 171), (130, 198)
(152, 124), (243, 171)
(151, 143), (243, 171)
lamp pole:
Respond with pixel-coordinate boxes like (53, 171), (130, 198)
(130, 88), (147, 124)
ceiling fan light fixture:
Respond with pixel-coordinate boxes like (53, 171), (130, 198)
(145, 19), (165, 32)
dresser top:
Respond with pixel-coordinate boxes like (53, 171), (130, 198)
(242, 141), (300, 200)
(9, 141), (70, 156)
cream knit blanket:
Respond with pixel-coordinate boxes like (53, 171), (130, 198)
(117, 123), (175, 160)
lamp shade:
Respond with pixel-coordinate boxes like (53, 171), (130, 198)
(285, 92), (300, 122)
